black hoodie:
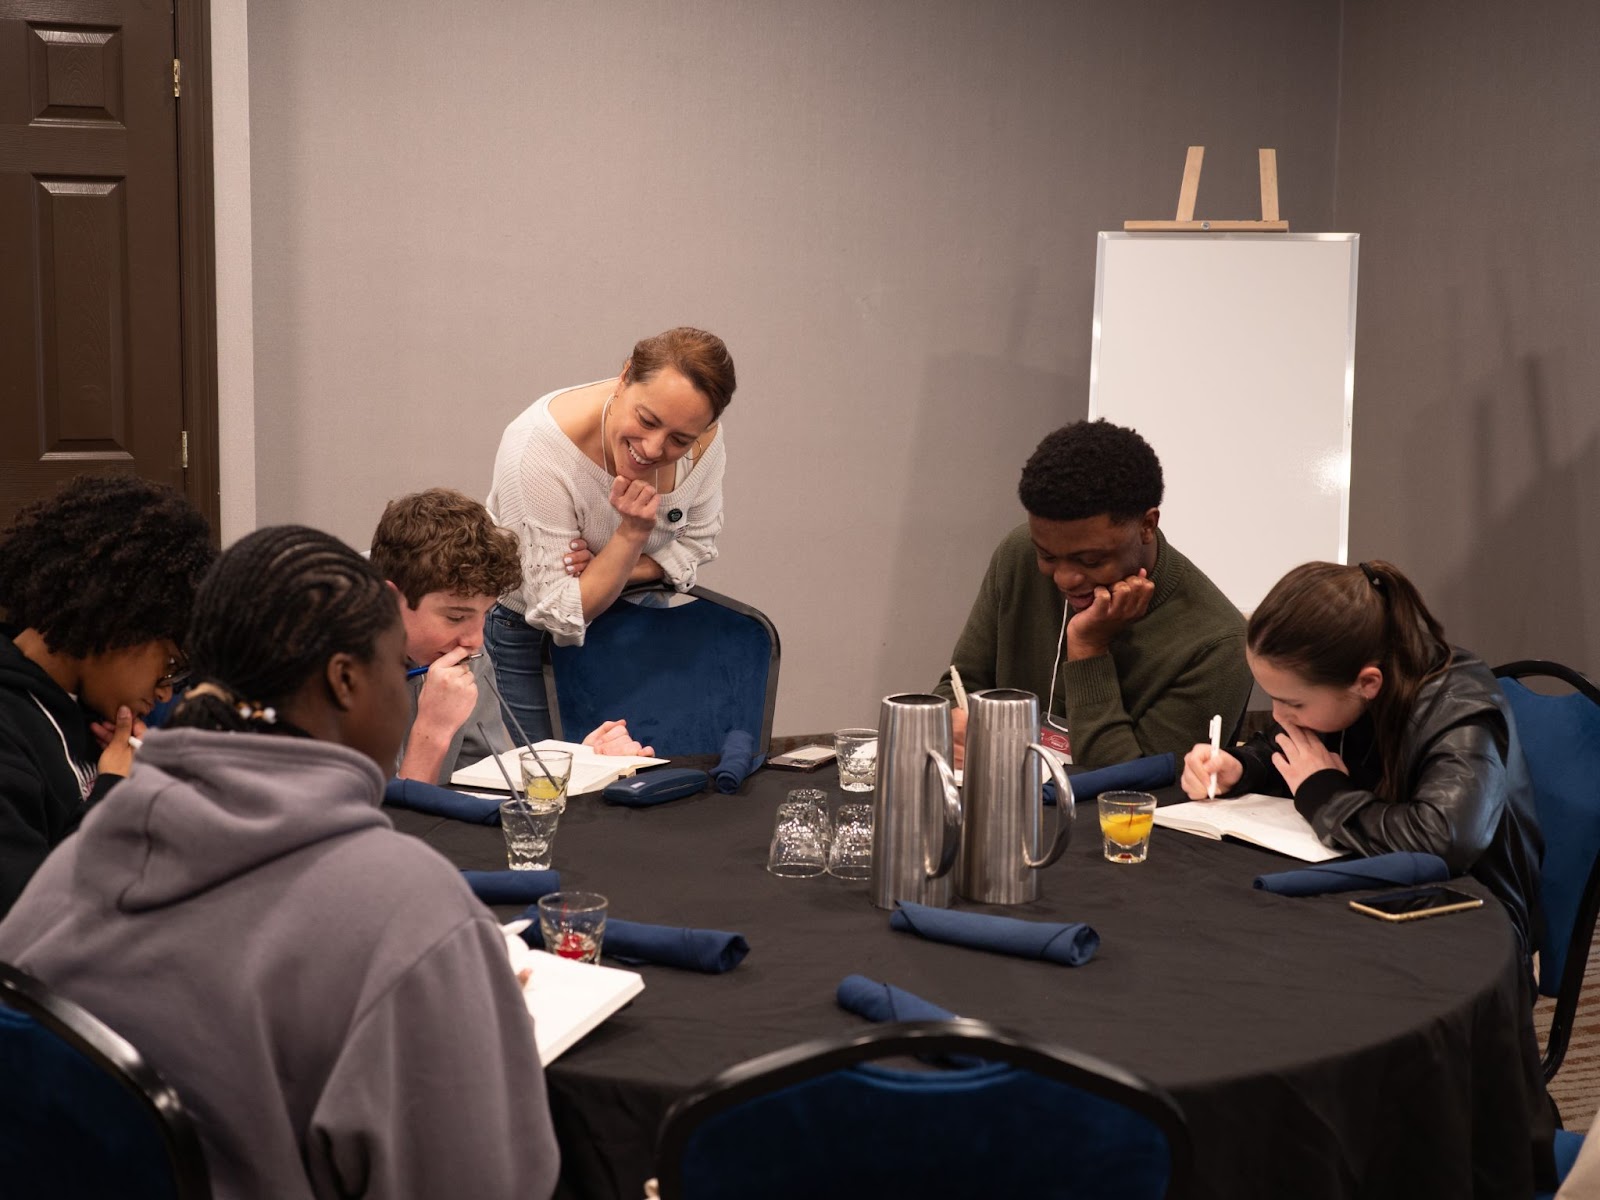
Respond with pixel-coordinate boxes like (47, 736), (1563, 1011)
(0, 628), (119, 914)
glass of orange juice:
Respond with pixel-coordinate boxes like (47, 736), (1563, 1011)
(1098, 791), (1157, 864)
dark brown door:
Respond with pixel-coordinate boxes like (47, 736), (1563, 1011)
(0, 0), (187, 525)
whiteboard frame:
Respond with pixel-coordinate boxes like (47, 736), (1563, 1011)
(1087, 231), (1359, 610)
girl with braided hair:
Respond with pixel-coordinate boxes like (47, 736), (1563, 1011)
(0, 525), (559, 1199)
(1180, 559), (1544, 958)
(0, 474), (213, 914)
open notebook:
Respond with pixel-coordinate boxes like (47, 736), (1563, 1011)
(452, 739), (667, 795)
(503, 922), (644, 1062)
(1151, 794), (1344, 863)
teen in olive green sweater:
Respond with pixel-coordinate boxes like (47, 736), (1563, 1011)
(936, 525), (1250, 768)
(935, 421), (1251, 770)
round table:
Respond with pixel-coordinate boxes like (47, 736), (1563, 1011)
(390, 766), (1547, 1200)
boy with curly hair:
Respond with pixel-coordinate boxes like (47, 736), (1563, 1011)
(935, 420), (1250, 770)
(370, 489), (648, 784)
(0, 474), (214, 913)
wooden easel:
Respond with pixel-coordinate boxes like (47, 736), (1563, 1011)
(1124, 146), (1289, 232)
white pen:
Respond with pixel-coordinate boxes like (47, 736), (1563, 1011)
(949, 665), (969, 712)
(1206, 713), (1222, 799)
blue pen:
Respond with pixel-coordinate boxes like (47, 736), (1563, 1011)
(407, 652), (482, 679)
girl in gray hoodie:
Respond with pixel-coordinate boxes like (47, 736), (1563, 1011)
(0, 526), (559, 1199)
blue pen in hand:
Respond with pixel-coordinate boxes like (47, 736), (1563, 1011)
(406, 652), (483, 679)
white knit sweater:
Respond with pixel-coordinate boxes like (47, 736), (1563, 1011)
(486, 383), (726, 645)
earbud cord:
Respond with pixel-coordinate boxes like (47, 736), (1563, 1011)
(1043, 598), (1072, 733)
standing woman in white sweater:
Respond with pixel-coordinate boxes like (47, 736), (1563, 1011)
(484, 327), (736, 739)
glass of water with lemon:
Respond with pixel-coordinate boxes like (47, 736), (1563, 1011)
(519, 748), (574, 811)
(1098, 791), (1157, 864)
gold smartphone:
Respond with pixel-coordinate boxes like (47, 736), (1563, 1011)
(766, 744), (837, 771)
(1349, 886), (1485, 923)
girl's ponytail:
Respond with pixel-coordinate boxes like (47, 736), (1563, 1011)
(1358, 560), (1449, 797)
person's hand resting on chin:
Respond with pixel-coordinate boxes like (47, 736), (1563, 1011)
(1269, 719), (1347, 794)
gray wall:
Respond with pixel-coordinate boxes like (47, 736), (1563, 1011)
(247, 0), (1342, 733)
(1335, 0), (1600, 674)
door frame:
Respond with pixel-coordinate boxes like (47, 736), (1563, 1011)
(175, 0), (220, 537)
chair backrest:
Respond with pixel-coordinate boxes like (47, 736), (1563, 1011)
(545, 585), (780, 757)
(0, 962), (211, 1200)
(654, 1019), (1191, 1200)
(1493, 661), (1600, 1000)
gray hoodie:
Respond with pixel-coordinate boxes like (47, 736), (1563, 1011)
(0, 726), (558, 1199)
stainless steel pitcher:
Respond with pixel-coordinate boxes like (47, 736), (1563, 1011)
(956, 688), (1075, 905)
(870, 693), (963, 910)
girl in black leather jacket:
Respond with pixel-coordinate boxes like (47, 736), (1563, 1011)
(1180, 559), (1544, 957)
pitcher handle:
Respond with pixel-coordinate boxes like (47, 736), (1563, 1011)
(923, 750), (963, 880)
(1021, 742), (1075, 869)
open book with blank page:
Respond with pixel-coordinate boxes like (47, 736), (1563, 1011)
(1151, 794), (1344, 863)
(503, 922), (644, 1062)
(452, 739), (667, 796)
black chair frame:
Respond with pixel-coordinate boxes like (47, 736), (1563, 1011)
(542, 583), (782, 755)
(654, 1018), (1193, 1200)
(1493, 659), (1600, 1083)
(0, 962), (212, 1200)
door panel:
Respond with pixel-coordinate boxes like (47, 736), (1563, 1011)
(0, 1), (185, 524)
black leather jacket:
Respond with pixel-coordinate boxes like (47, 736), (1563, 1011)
(1232, 647), (1544, 955)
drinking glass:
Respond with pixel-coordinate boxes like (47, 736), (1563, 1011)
(519, 748), (574, 811)
(827, 803), (874, 880)
(767, 801), (828, 878)
(833, 728), (879, 792)
(787, 788), (831, 846)
(1098, 791), (1157, 864)
(501, 798), (562, 870)
(537, 891), (608, 962)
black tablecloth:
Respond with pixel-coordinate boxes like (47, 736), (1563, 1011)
(391, 768), (1549, 1200)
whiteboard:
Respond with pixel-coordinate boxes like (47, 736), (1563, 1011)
(1087, 232), (1358, 613)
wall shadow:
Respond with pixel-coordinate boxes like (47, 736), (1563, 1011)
(872, 348), (1084, 693)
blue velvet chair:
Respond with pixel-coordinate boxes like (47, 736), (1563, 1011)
(0, 962), (211, 1200)
(1535, 1127), (1584, 1200)
(1493, 660), (1600, 1082)
(544, 584), (779, 757)
(652, 1019), (1192, 1200)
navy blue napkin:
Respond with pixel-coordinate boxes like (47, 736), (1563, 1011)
(889, 900), (1099, 966)
(384, 778), (504, 825)
(519, 912), (749, 973)
(462, 869), (560, 905)
(712, 729), (764, 794)
(1043, 752), (1176, 806)
(837, 974), (956, 1022)
(1254, 851), (1450, 896)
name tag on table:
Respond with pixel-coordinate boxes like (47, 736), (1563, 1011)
(1039, 725), (1071, 755)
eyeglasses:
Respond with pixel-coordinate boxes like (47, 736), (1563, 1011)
(156, 662), (191, 691)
